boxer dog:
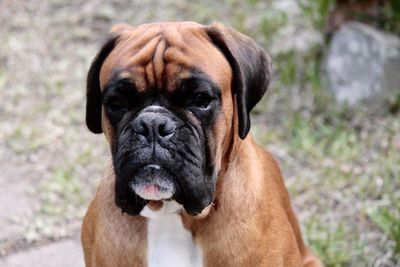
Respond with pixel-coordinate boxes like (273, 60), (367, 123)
(81, 21), (323, 267)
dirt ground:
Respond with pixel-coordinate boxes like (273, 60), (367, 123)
(0, 0), (399, 266)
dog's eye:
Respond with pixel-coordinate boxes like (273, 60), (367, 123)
(105, 99), (128, 113)
(190, 93), (211, 109)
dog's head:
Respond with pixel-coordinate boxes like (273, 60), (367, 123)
(86, 22), (271, 216)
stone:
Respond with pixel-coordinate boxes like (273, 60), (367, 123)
(322, 22), (400, 108)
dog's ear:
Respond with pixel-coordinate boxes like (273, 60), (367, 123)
(86, 34), (119, 134)
(206, 22), (272, 139)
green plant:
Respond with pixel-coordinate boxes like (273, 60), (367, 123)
(304, 218), (353, 266)
(298, 0), (335, 30)
(379, 0), (400, 35)
(39, 167), (84, 217)
(260, 10), (288, 42)
(368, 207), (400, 257)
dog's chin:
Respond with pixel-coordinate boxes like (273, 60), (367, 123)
(130, 181), (175, 201)
(117, 163), (214, 216)
(129, 164), (176, 201)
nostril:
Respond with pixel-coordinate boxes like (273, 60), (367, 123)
(158, 120), (176, 137)
(133, 120), (149, 136)
(133, 113), (176, 139)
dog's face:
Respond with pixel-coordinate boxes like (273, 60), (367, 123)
(86, 22), (271, 216)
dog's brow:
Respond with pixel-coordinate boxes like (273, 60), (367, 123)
(177, 74), (221, 98)
(104, 76), (138, 95)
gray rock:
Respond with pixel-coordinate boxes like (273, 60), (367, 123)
(322, 22), (400, 108)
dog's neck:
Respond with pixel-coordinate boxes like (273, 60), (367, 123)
(140, 201), (203, 267)
(181, 136), (263, 229)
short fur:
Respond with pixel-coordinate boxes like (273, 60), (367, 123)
(81, 21), (323, 267)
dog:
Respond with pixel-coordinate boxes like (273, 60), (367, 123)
(81, 21), (323, 267)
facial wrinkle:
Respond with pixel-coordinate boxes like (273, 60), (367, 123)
(153, 38), (167, 90)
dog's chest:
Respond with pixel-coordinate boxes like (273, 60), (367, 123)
(140, 201), (203, 267)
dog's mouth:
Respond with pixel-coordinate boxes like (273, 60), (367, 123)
(128, 164), (176, 201)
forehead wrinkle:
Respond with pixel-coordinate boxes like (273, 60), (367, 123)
(153, 38), (167, 90)
(115, 37), (163, 91)
(102, 22), (229, 94)
(118, 30), (168, 91)
(99, 30), (158, 89)
(124, 35), (162, 69)
(118, 26), (160, 53)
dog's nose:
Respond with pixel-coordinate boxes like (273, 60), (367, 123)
(133, 113), (176, 140)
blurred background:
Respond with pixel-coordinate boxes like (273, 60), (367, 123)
(0, 0), (399, 266)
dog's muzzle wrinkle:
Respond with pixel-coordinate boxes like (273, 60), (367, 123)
(113, 103), (215, 216)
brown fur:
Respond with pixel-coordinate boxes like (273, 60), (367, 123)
(82, 22), (323, 267)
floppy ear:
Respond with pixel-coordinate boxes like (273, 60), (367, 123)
(206, 22), (272, 139)
(86, 34), (119, 134)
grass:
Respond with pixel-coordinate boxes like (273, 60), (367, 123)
(4, 123), (47, 154)
(368, 207), (400, 254)
(0, 0), (399, 265)
(254, 108), (400, 265)
(249, 1), (400, 263)
(259, 10), (288, 40)
(304, 219), (354, 266)
(39, 167), (85, 217)
(298, 0), (335, 30)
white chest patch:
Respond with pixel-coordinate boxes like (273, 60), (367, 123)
(140, 201), (203, 267)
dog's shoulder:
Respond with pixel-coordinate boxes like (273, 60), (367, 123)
(81, 165), (147, 267)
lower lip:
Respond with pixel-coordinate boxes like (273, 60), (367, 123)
(143, 184), (159, 195)
(129, 165), (175, 200)
(133, 183), (175, 200)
